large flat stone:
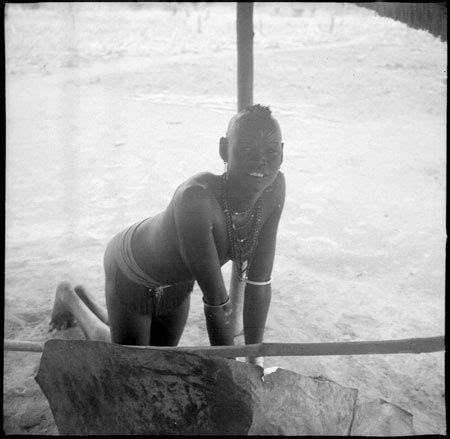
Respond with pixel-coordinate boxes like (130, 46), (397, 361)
(249, 369), (357, 435)
(350, 398), (415, 436)
(35, 339), (412, 435)
(36, 340), (258, 435)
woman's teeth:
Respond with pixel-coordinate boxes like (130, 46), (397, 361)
(249, 172), (264, 178)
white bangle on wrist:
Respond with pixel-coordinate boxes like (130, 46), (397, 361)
(245, 278), (272, 286)
(203, 297), (230, 308)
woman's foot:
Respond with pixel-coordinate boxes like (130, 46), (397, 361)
(49, 282), (78, 331)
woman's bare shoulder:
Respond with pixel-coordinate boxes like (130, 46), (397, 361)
(172, 172), (221, 207)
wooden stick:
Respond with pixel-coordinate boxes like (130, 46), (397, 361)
(4, 340), (46, 352)
(4, 336), (445, 357)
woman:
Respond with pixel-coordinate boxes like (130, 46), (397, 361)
(51, 104), (285, 364)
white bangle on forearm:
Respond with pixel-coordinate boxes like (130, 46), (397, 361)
(245, 278), (272, 286)
(203, 297), (230, 308)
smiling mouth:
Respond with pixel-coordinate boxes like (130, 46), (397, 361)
(248, 172), (265, 178)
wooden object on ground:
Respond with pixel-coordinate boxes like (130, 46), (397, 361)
(5, 335), (445, 356)
(4, 340), (46, 352)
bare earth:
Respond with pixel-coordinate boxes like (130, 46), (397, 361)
(4, 3), (446, 435)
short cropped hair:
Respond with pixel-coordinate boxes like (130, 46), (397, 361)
(226, 104), (280, 139)
(242, 104), (272, 118)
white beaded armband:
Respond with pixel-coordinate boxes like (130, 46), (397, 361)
(245, 278), (272, 286)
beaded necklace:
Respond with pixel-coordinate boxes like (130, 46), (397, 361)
(220, 173), (263, 280)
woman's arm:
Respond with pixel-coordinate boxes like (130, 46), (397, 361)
(244, 173), (285, 362)
(173, 184), (234, 345)
(243, 213), (279, 346)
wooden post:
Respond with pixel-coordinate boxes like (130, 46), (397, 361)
(237, 2), (254, 111)
(233, 2), (254, 336)
(229, 263), (246, 337)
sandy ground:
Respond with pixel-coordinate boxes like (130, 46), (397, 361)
(4, 3), (446, 435)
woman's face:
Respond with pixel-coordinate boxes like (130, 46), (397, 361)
(226, 118), (283, 191)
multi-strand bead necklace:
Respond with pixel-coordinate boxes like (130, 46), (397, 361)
(220, 173), (263, 281)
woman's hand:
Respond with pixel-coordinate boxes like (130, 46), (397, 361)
(203, 298), (235, 346)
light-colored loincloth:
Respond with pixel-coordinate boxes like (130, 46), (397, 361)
(112, 219), (161, 289)
(105, 219), (193, 316)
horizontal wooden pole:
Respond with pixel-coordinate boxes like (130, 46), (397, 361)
(4, 340), (46, 353)
(4, 336), (445, 357)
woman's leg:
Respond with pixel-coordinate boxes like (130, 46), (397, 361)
(149, 294), (191, 346)
(50, 281), (110, 342)
(105, 265), (153, 346)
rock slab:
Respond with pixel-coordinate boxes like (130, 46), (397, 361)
(35, 339), (414, 435)
(351, 398), (415, 436)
